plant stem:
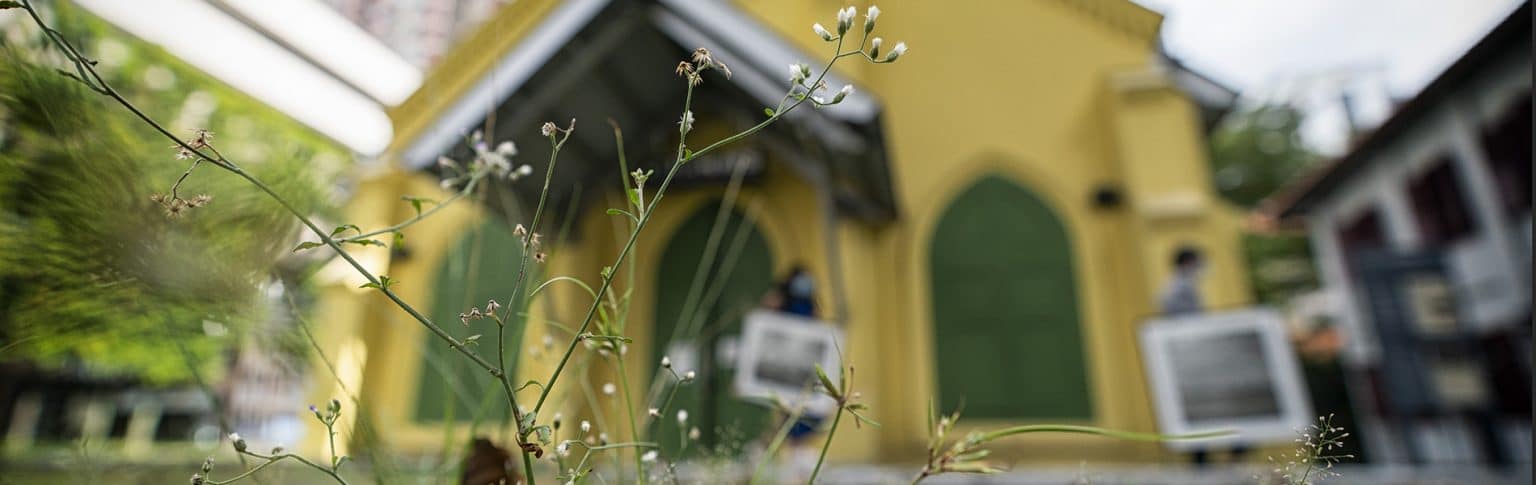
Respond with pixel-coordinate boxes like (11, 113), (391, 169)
(340, 176), (481, 242)
(211, 453), (349, 485)
(806, 407), (843, 484)
(749, 406), (804, 485)
(615, 355), (645, 483)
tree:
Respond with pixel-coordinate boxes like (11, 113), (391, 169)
(0, 8), (342, 382)
(1208, 104), (1320, 306)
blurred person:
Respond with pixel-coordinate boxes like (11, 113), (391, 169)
(1158, 245), (1251, 466)
(1159, 246), (1205, 316)
(756, 264), (824, 479)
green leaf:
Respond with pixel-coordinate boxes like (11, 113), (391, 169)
(533, 425), (552, 445)
(515, 380), (543, 393)
(392, 231), (405, 247)
(330, 224), (361, 237)
(401, 195), (435, 216)
(763, 107), (775, 117)
(848, 408), (881, 428)
(359, 275), (395, 290)
(815, 364), (841, 401)
(606, 208), (638, 222)
(343, 238), (386, 248)
(464, 334), (482, 346)
(292, 241), (324, 252)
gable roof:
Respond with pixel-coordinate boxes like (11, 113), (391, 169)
(1263, 1), (1532, 220)
(387, 0), (879, 168)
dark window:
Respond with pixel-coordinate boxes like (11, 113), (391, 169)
(1480, 96), (1532, 216)
(1407, 160), (1475, 245)
(1338, 208), (1386, 280)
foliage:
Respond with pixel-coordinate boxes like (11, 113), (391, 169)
(1209, 104), (1323, 306)
(1209, 104), (1317, 208)
(0, 5), (341, 382)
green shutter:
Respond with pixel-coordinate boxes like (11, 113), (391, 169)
(413, 220), (525, 423)
(930, 176), (1094, 419)
(651, 201), (774, 455)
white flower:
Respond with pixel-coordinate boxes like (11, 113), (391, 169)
(556, 442), (570, 457)
(885, 42), (907, 62)
(865, 5), (881, 33)
(648, 408), (660, 418)
(602, 382), (616, 395)
(870, 37), (883, 57)
(678, 110), (694, 133)
(835, 6), (855, 34)
(789, 63), (806, 84)
(580, 420), (591, 433)
(676, 409), (688, 424)
(541, 122), (558, 137)
(812, 23), (833, 41)
(831, 84), (854, 104)
(495, 141), (517, 157)
(641, 450), (658, 463)
(660, 356), (671, 369)
(683, 370), (696, 381)
(688, 427), (700, 440)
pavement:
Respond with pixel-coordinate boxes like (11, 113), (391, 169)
(680, 463), (1534, 485)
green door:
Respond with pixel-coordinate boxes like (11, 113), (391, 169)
(929, 176), (1093, 419)
(651, 201), (774, 455)
(413, 219), (526, 423)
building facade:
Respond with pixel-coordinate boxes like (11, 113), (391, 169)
(1269, 2), (1531, 465)
(305, 0), (1254, 464)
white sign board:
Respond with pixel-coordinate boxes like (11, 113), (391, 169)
(732, 310), (844, 415)
(1139, 308), (1313, 450)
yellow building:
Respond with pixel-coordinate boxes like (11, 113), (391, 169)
(305, 0), (1254, 466)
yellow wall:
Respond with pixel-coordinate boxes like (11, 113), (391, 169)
(315, 0), (1255, 466)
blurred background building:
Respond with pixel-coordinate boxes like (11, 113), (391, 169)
(309, 0), (1253, 464)
(0, 0), (1529, 480)
(1266, 2), (1532, 466)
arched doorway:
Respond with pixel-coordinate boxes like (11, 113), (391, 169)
(413, 219), (525, 423)
(929, 175), (1093, 419)
(651, 200), (775, 454)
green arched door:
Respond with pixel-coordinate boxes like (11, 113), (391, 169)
(651, 201), (775, 455)
(413, 219), (526, 423)
(929, 176), (1093, 419)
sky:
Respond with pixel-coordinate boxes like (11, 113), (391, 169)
(1133, 0), (1527, 154)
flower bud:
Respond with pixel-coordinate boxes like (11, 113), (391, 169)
(831, 84), (854, 104)
(676, 409), (688, 424)
(660, 356), (672, 369)
(812, 23), (833, 41)
(201, 457), (214, 474)
(836, 6), (855, 35)
(864, 6), (880, 34)
(870, 37), (883, 59)
(229, 433), (247, 453)
(885, 42), (907, 62)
